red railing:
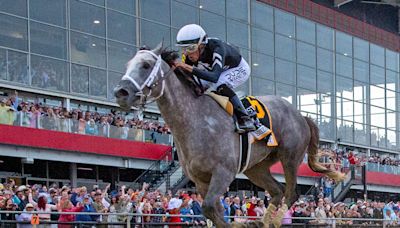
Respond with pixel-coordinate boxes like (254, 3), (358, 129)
(259, 0), (400, 52)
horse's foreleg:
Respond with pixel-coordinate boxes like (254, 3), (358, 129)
(202, 168), (235, 228)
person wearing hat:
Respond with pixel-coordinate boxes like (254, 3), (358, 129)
(1, 199), (18, 221)
(167, 196), (183, 228)
(0, 97), (16, 125)
(76, 194), (97, 223)
(16, 203), (35, 228)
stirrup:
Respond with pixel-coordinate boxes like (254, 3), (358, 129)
(234, 121), (256, 134)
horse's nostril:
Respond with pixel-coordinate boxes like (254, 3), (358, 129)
(115, 88), (129, 98)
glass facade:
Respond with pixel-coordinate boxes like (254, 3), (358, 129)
(0, 0), (399, 151)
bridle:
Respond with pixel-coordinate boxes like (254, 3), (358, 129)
(121, 50), (172, 109)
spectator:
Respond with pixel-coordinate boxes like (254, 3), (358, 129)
(254, 199), (265, 217)
(28, 191), (57, 226)
(58, 199), (83, 228)
(76, 195), (97, 225)
(0, 98), (16, 125)
(92, 192), (108, 226)
(16, 203), (34, 228)
(85, 119), (98, 135)
(179, 195), (193, 224)
(221, 196), (231, 222)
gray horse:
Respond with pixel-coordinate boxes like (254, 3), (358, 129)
(114, 43), (344, 228)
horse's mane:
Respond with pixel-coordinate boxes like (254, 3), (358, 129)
(139, 46), (202, 96)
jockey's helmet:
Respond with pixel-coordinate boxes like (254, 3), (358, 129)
(176, 24), (207, 54)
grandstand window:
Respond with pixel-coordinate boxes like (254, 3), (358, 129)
(370, 44), (385, 67)
(317, 93), (332, 117)
(354, 101), (367, 124)
(89, 68), (107, 98)
(275, 34), (295, 62)
(71, 64), (89, 95)
(353, 80), (368, 104)
(337, 118), (354, 143)
(370, 86), (385, 108)
(296, 17), (315, 45)
(107, 0), (135, 15)
(317, 70), (333, 95)
(227, 19), (249, 49)
(70, 31), (106, 68)
(140, 19), (171, 48)
(70, 0), (105, 37)
(276, 82), (295, 104)
(7, 50), (28, 85)
(386, 50), (399, 72)
(317, 48), (333, 72)
(199, 0), (225, 16)
(386, 90), (396, 111)
(0, 14), (28, 51)
(335, 31), (352, 57)
(31, 55), (69, 92)
(370, 65), (385, 87)
(387, 130), (397, 149)
(30, 22), (67, 59)
(23, 160), (47, 178)
(172, 1), (199, 29)
(275, 9), (295, 38)
(108, 71), (123, 100)
(297, 41), (316, 68)
(140, 0), (170, 25)
(251, 27), (274, 56)
(251, 52), (274, 80)
(318, 116), (334, 140)
(235, 80), (249, 94)
(336, 53), (353, 78)
(371, 106), (386, 128)
(251, 77), (274, 97)
(48, 161), (69, 179)
(297, 64), (316, 91)
(0, 0), (27, 17)
(84, 0), (104, 6)
(336, 76), (353, 100)
(77, 164), (96, 180)
(227, 0), (248, 23)
(354, 60), (369, 83)
(370, 125), (386, 148)
(29, 0), (66, 27)
(276, 58), (295, 85)
(0, 48), (6, 80)
(108, 41), (136, 72)
(353, 37), (369, 62)
(316, 24), (333, 50)
(107, 10), (136, 45)
(251, 0), (273, 31)
(200, 11), (226, 41)
(337, 97), (354, 122)
(297, 88), (317, 116)
(386, 69), (398, 91)
(0, 156), (22, 173)
(354, 122), (368, 145)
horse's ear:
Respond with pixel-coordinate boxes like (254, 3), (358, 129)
(152, 41), (163, 55)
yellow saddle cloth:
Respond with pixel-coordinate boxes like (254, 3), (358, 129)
(206, 92), (278, 147)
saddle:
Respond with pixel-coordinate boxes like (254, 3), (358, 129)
(206, 92), (278, 147)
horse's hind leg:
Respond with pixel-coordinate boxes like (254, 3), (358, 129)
(202, 168), (235, 228)
(244, 156), (283, 228)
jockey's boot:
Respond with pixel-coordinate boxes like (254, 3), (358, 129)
(230, 94), (256, 134)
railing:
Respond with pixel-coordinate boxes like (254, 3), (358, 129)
(10, 111), (173, 146)
(260, 0), (400, 51)
(0, 211), (396, 227)
(366, 162), (400, 175)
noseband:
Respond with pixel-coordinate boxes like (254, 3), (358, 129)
(121, 50), (172, 109)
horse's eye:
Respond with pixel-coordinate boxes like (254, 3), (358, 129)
(143, 62), (151, 69)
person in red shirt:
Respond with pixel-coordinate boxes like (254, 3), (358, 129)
(348, 151), (358, 165)
(246, 197), (257, 220)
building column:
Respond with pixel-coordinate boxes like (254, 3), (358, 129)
(70, 163), (77, 188)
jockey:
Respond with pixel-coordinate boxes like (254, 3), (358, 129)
(174, 24), (256, 133)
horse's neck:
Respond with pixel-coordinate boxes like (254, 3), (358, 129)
(156, 69), (198, 129)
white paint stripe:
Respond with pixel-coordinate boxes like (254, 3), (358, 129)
(212, 59), (222, 69)
(213, 52), (222, 61)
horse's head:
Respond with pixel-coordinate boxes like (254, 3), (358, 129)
(113, 42), (168, 110)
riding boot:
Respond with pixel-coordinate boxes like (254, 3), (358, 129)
(230, 94), (256, 133)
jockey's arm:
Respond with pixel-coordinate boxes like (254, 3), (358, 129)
(192, 45), (226, 83)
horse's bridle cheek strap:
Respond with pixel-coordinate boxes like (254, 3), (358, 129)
(121, 50), (170, 108)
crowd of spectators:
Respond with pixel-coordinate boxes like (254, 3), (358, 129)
(1, 179), (400, 227)
(0, 91), (171, 141)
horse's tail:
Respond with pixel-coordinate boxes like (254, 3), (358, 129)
(305, 117), (345, 182)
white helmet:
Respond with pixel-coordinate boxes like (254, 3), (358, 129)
(176, 24), (207, 47)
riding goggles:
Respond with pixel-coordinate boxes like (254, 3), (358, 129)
(181, 43), (199, 54)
